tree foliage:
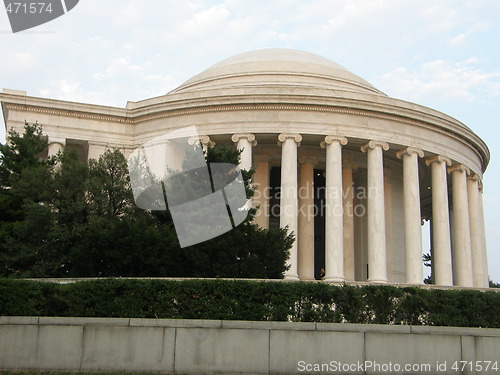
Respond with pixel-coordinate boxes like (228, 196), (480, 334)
(0, 123), (292, 278)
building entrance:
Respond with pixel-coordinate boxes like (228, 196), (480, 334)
(268, 167), (326, 280)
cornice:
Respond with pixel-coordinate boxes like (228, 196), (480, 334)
(3, 95), (489, 171)
(1, 101), (478, 140)
(5, 103), (133, 124)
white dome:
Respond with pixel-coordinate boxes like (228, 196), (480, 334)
(170, 48), (386, 96)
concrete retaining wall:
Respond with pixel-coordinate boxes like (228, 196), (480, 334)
(1, 317), (499, 374)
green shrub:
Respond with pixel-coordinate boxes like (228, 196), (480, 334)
(0, 279), (499, 328)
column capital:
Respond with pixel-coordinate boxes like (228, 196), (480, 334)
(360, 140), (389, 153)
(467, 173), (481, 183)
(468, 172), (484, 191)
(478, 180), (484, 192)
(320, 135), (348, 148)
(188, 135), (215, 148)
(299, 155), (318, 165)
(425, 155), (451, 167)
(396, 146), (424, 159)
(231, 133), (257, 146)
(467, 173), (484, 192)
(447, 164), (471, 175)
(48, 137), (66, 146)
(278, 133), (302, 145)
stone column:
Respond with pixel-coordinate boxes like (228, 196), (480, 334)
(342, 162), (356, 282)
(278, 133), (302, 280)
(448, 164), (474, 287)
(88, 143), (107, 161)
(477, 181), (489, 288)
(48, 138), (65, 157)
(361, 140), (389, 283)
(396, 147), (424, 285)
(321, 136), (348, 282)
(384, 171), (394, 283)
(467, 174), (488, 288)
(429, 218), (435, 284)
(253, 155), (271, 229)
(425, 155), (453, 286)
(231, 133), (257, 170)
(188, 135), (215, 152)
(298, 156), (317, 280)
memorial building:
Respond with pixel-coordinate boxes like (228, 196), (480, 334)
(0, 48), (490, 287)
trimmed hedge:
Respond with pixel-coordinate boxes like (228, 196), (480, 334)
(0, 279), (499, 328)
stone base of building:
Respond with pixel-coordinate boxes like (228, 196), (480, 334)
(1, 316), (499, 374)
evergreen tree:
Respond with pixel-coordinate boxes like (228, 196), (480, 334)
(87, 149), (136, 218)
(69, 149), (168, 277)
(156, 144), (292, 278)
(0, 123), (53, 276)
(0, 125), (292, 279)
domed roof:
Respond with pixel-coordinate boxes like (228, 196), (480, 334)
(170, 48), (386, 96)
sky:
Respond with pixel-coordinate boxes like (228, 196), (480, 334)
(1, 0), (499, 283)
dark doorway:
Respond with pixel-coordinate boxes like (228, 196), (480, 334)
(314, 169), (326, 279)
(268, 166), (326, 279)
(269, 167), (281, 230)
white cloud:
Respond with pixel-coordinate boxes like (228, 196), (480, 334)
(106, 58), (142, 75)
(181, 4), (231, 37)
(450, 33), (466, 45)
(3, 52), (38, 70)
(39, 79), (84, 102)
(421, 3), (460, 33)
(111, 3), (146, 27)
(37, 55), (177, 107)
(379, 58), (500, 102)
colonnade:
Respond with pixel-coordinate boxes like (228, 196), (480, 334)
(48, 132), (489, 288)
(48, 138), (132, 163)
(230, 133), (489, 288)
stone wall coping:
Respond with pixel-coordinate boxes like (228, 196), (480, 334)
(1, 316), (499, 336)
